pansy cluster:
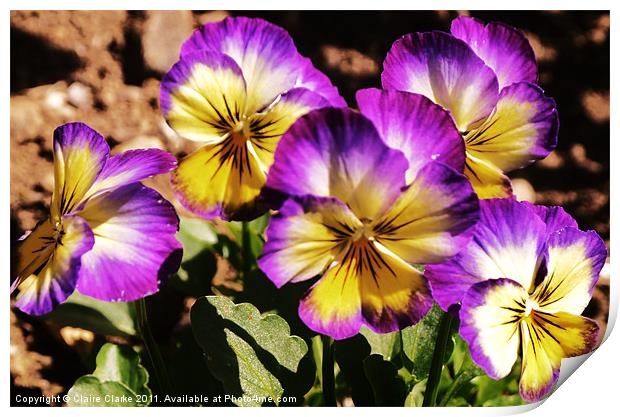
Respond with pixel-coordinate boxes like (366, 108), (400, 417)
(11, 15), (606, 404)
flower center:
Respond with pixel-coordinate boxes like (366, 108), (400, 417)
(52, 220), (65, 244)
(351, 223), (375, 243)
(523, 298), (539, 317)
(231, 119), (251, 144)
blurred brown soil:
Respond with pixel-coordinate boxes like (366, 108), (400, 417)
(10, 10), (610, 404)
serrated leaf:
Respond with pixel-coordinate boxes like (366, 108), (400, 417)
(191, 296), (308, 406)
(401, 303), (443, 381)
(359, 326), (400, 361)
(67, 343), (151, 407)
(43, 292), (136, 337)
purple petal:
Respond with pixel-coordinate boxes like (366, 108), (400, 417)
(356, 88), (465, 182)
(451, 16), (537, 89)
(14, 215), (94, 315)
(522, 202), (578, 236)
(426, 199), (546, 310)
(382, 31), (499, 131)
(181, 16), (300, 110)
(51, 122), (110, 217)
(265, 107), (409, 220)
(294, 55), (347, 107)
(86, 149), (177, 199)
(75, 184), (182, 301)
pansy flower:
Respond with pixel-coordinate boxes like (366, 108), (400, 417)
(426, 199), (606, 401)
(258, 93), (479, 339)
(160, 16), (345, 221)
(11, 123), (182, 315)
(382, 16), (559, 198)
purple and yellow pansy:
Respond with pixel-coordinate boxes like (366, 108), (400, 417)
(382, 16), (559, 198)
(258, 89), (480, 340)
(11, 123), (182, 315)
(160, 16), (345, 221)
(426, 199), (606, 401)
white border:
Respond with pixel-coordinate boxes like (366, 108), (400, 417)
(3, 2), (616, 416)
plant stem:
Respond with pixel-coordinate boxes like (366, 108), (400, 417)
(134, 297), (173, 394)
(422, 311), (453, 407)
(240, 221), (252, 279)
(321, 335), (337, 406)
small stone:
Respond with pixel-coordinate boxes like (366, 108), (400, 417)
(67, 82), (93, 108)
(142, 11), (194, 73)
(511, 178), (536, 203)
(113, 135), (165, 153)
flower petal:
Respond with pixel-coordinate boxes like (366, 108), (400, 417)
(171, 137), (268, 221)
(533, 227), (607, 315)
(359, 241), (433, 333)
(51, 123), (109, 218)
(525, 203), (578, 236)
(160, 50), (248, 143)
(295, 55), (347, 107)
(451, 16), (537, 89)
(248, 87), (330, 170)
(460, 278), (526, 379)
(13, 219), (57, 289)
(519, 311), (599, 402)
(258, 196), (362, 288)
(356, 88), (465, 182)
(299, 239), (432, 339)
(75, 184), (182, 301)
(464, 152), (513, 199)
(265, 107), (409, 220)
(86, 149), (177, 199)
(464, 82), (558, 173)
(382, 31), (499, 131)
(15, 216), (94, 315)
(426, 199), (546, 310)
(181, 16), (299, 112)
(372, 161), (479, 264)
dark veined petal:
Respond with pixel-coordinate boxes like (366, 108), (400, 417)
(299, 238), (432, 339)
(532, 227), (607, 315)
(258, 196), (361, 288)
(372, 161), (479, 264)
(464, 82), (558, 173)
(451, 16), (537, 89)
(519, 311), (599, 402)
(160, 50), (248, 143)
(180, 16), (300, 112)
(50, 123), (110, 219)
(14, 215), (94, 315)
(356, 88), (465, 182)
(75, 183), (182, 301)
(382, 31), (499, 131)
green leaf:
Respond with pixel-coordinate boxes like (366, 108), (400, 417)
(176, 216), (218, 261)
(362, 354), (407, 406)
(43, 292), (136, 337)
(404, 380), (426, 407)
(191, 296), (309, 406)
(359, 326), (400, 361)
(401, 303), (444, 381)
(67, 343), (151, 407)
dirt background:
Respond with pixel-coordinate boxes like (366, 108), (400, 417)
(10, 10), (610, 405)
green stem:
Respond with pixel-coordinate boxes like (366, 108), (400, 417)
(321, 335), (336, 406)
(423, 311), (453, 407)
(134, 297), (173, 394)
(240, 221), (252, 279)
